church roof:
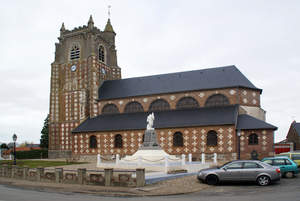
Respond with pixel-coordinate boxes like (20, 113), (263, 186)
(97, 65), (262, 100)
(72, 105), (239, 133)
(236, 114), (277, 130)
(72, 105), (277, 133)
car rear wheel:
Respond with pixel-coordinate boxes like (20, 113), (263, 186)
(284, 171), (294, 178)
(206, 175), (219, 185)
(257, 175), (270, 186)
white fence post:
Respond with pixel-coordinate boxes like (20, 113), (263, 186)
(97, 154), (101, 164)
(165, 154), (169, 167)
(116, 154), (120, 164)
(202, 153), (205, 164)
(182, 154), (186, 165)
(138, 155), (142, 166)
(189, 153), (192, 162)
(214, 153), (217, 163)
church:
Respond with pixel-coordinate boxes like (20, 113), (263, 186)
(48, 16), (277, 160)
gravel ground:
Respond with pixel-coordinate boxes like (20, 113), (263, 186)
(0, 161), (214, 196)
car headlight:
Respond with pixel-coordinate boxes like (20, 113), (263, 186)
(198, 172), (202, 176)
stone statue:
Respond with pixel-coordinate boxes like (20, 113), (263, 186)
(146, 112), (155, 130)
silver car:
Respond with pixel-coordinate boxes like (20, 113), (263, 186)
(197, 160), (281, 186)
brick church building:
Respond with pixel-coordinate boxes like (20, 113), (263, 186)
(49, 16), (277, 160)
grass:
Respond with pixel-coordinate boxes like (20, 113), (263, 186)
(0, 160), (87, 168)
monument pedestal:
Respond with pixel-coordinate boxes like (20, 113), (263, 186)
(120, 129), (180, 164)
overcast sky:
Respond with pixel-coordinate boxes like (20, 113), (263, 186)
(0, 0), (299, 145)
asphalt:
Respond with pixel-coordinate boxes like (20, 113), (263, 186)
(145, 171), (197, 184)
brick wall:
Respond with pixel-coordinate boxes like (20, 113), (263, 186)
(98, 87), (261, 115)
(239, 129), (275, 160)
(71, 126), (274, 160)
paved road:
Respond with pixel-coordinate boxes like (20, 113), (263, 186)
(0, 175), (299, 201)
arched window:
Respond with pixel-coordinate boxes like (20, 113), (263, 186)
(207, 130), (218, 146)
(70, 45), (80, 60)
(90, 135), (97, 148)
(102, 104), (119, 115)
(124, 102), (144, 113)
(149, 99), (170, 111)
(173, 132), (183, 147)
(205, 94), (230, 107)
(249, 133), (258, 145)
(99, 46), (105, 62)
(115, 134), (123, 148)
(177, 97), (199, 109)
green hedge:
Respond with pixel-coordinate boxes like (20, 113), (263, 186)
(11, 149), (48, 159)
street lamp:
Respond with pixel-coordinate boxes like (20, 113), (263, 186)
(12, 134), (17, 165)
(237, 130), (241, 160)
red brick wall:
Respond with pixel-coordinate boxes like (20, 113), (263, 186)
(70, 126), (274, 160)
(239, 129), (274, 160)
(287, 125), (300, 150)
(98, 87), (261, 114)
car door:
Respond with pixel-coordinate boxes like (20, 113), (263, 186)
(284, 158), (296, 171)
(219, 162), (243, 181)
(241, 162), (262, 181)
(274, 159), (287, 173)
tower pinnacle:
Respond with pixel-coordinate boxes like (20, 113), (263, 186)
(88, 15), (94, 29)
(104, 19), (115, 33)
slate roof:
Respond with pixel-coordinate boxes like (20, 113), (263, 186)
(292, 123), (300, 136)
(236, 114), (277, 130)
(97, 65), (262, 100)
(72, 105), (239, 133)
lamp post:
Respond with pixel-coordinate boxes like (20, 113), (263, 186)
(12, 134), (17, 165)
(237, 130), (241, 160)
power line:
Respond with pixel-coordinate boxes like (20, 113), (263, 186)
(0, 133), (12, 141)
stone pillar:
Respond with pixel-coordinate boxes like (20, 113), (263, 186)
(23, 166), (29, 180)
(12, 165), (17, 178)
(36, 167), (44, 182)
(55, 168), (63, 183)
(202, 153), (205, 164)
(189, 153), (192, 162)
(116, 154), (119, 165)
(136, 168), (145, 187)
(78, 168), (86, 184)
(138, 155), (142, 166)
(214, 153), (217, 163)
(165, 155), (169, 167)
(105, 168), (113, 186)
(2, 165), (8, 177)
(97, 154), (101, 164)
(182, 154), (186, 165)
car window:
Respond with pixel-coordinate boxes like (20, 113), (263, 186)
(262, 159), (273, 165)
(226, 162), (243, 169)
(274, 159), (285, 165)
(243, 162), (260, 169)
(285, 159), (292, 165)
(291, 154), (300, 160)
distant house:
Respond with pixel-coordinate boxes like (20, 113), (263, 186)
(286, 121), (300, 150)
(274, 139), (294, 154)
(25, 144), (40, 148)
(2, 147), (41, 159)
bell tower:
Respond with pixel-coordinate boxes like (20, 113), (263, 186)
(49, 16), (121, 158)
